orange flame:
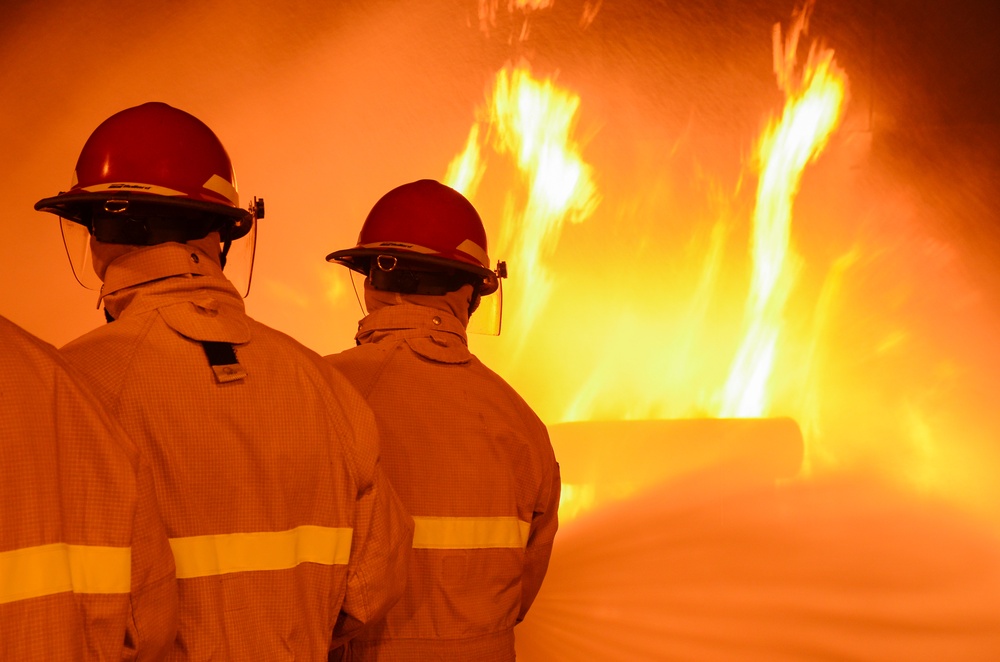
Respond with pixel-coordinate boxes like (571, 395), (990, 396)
(443, 2), (1000, 526)
(718, 2), (848, 418)
(446, 63), (599, 346)
(477, 0), (555, 37)
(512, 0), (554, 9)
(444, 124), (485, 198)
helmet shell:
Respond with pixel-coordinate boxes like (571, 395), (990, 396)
(327, 179), (498, 295)
(35, 102), (252, 239)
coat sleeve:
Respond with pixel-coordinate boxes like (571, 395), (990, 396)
(329, 394), (414, 649)
(122, 443), (179, 660)
(331, 462), (413, 648)
(518, 453), (561, 623)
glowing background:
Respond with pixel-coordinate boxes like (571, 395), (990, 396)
(4, 0), (999, 516)
(3, 2), (1000, 654)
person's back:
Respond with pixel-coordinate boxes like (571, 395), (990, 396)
(0, 313), (177, 660)
(35, 102), (413, 659)
(324, 179), (560, 660)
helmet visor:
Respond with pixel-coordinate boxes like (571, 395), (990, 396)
(60, 218), (103, 291)
(350, 269), (368, 316)
(468, 277), (502, 336)
(224, 220), (258, 298)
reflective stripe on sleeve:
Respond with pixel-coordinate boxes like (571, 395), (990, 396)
(411, 516), (530, 550)
(0, 543), (131, 605)
(169, 525), (353, 579)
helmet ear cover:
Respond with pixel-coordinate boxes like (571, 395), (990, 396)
(367, 255), (482, 296)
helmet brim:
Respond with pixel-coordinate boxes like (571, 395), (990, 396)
(327, 246), (499, 296)
(35, 191), (254, 240)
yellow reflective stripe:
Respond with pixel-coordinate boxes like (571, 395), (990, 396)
(411, 516), (530, 550)
(169, 525), (353, 579)
(0, 543), (131, 605)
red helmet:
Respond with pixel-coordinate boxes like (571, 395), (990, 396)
(327, 179), (504, 295)
(35, 102), (259, 242)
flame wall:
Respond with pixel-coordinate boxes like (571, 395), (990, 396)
(2, 0), (999, 526)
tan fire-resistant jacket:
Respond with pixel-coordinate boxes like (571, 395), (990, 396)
(60, 241), (413, 660)
(326, 289), (560, 661)
(0, 314), (177, 660)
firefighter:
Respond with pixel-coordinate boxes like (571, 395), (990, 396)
(35, 102), (413, 659)
(324, 179), (560, 660)
(0, 313), (177, 660)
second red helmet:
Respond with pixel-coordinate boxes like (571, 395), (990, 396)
(327, 179), (503, 295)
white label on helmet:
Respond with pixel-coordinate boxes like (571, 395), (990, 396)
(82, 182), (187, 197)
(203, 174), (240, 206)
(456, 239), (489, 268)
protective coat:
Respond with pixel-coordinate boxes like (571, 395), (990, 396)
(326, 287), (560, 661)
(0, 314), (177, 660)
(60, 240), (413, 660)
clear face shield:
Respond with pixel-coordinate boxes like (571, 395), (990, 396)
(467, 275), (503, 336)
(348, 268), (367, 316)
(60, 218), (103, 290)
(222, 221), (258, 298)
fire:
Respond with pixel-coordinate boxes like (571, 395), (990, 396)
(445, 63), (599, 346)
(512, 0), (554, 10)
(477, 0), (556, 37)
(448, 1), (852, 522)
(718, 1), (848, 418)
(447, 6), (599, 521)
(444, 124), (485, 199)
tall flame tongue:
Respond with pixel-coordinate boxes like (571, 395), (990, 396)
(718, 1), (847, 418)
(446, 63), (598, 348)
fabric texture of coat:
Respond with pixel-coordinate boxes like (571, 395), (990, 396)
(325, 287), (560, 661)
(60, 240), (413, 660)
(0, 313), (178, 660)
